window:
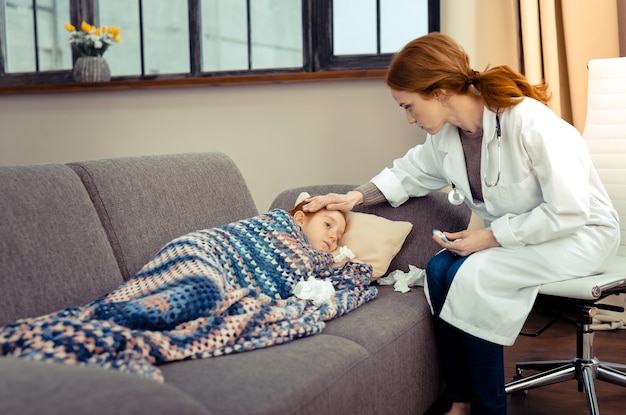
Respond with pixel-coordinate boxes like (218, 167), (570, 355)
(0, 0), (440, 89)
(1, 0), (72, 73)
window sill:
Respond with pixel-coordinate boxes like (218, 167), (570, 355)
(0, 69), (387, 95)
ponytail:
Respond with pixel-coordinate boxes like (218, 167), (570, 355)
(473, 65), (551, 110)
(386, 33), (550, 111)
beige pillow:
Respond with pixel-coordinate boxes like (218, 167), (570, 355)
(295, 192), (413, 279)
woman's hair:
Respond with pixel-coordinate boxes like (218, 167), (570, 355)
(385, 32), (550, 111)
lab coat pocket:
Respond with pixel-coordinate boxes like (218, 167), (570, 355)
(483, 173), (542, 216)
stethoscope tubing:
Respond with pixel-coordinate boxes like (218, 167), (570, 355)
(448, 113), (502, 205)
(484, 113), (502, 188)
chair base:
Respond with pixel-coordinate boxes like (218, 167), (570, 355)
(505, 316), (626, 415)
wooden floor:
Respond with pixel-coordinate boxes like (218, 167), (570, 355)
(505, 310), (626, 415)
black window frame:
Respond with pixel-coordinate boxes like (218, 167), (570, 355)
(312, 0), (440, 71)
(0, 0), (440, 89)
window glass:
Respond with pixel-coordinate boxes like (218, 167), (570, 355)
(201, 0), (248, 72)
(333, 0), (430, 56)
(380, 0), (429, 53)
(142, 0), (189, 75)
(2, 0), (71, 73)
(98, 0), (142, 76)
(333, 0), (377, 55)
(99, 0), (190, 76)
(4, 0), (37, 72)
(36, 0), (72, 71)
(250, 0), (302, 69)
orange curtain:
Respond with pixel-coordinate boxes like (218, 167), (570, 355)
(519, 0), (621, 131)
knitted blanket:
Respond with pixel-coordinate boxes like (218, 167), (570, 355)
(0, 209), (377, 382)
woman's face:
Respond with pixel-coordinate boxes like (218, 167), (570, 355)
(295, 210), (346, 252)
(391, 89), (447, 135)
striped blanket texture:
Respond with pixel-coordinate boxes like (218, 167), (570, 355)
(0, 209), (377, 382)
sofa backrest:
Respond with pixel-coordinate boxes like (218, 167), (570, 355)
(68, 152), (258, 280)
(270, 185), (471, 273)
(0, 164), (124, 325)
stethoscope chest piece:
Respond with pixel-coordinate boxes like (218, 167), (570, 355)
(448, 186), (465, 205)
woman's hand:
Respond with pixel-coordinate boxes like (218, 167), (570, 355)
(432, 229), (500, 256)
(303, 191), (364, 213)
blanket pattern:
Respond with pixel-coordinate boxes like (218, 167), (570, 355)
(0, 209), (377, 382)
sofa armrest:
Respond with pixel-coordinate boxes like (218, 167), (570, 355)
(269, 185), (471, 274)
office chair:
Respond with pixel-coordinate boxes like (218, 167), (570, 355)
(504, 57), (626, 415)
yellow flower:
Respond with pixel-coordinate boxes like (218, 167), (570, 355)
(81, 21), (93, 33)
(67, 21), (121, 57)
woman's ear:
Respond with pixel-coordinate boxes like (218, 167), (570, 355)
(434, 88), (448, 101)
(433, 88), (448, 99)
(434, 89), (451, 107)
(293, 210), (307, 226)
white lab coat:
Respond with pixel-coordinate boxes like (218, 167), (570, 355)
(371, 98), (620, 345)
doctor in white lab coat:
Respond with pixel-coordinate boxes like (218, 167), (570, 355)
(302, 33), (619, 415)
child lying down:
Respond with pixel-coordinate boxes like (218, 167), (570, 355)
(0, 206), (377, 382)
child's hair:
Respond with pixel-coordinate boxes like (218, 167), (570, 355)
(289, 197), (347, 222)
(289, 200), (309, 216)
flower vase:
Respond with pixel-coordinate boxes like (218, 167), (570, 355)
(73, 56), (111, 82)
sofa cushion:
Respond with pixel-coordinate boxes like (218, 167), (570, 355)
(322, 285), (442, 415)
(270, 185), (472, 274)
(0, 357), (210, 415)
(68, 152), (259, 280)
(160, 334), (373, 415)
(0, 164), (124, 326)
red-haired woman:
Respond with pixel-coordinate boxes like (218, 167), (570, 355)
(303, 32), (619, 415)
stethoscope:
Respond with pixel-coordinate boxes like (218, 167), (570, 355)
(448, 113), (502, 205)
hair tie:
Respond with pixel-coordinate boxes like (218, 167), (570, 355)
(468, 70), (480, 85)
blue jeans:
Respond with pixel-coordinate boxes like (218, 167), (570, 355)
(426, 249), (507, 415)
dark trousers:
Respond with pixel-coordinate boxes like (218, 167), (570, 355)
(426, 249), (507, 415)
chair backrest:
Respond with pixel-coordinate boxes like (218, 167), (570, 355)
(583, 57), (626, 257)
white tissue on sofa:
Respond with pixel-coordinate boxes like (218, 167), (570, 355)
(378, 265), (425, 293)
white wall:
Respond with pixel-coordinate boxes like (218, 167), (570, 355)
(0, 0), (520, 212)
(0, 80), (419, 211)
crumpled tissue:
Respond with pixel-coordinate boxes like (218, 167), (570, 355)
(293, 276), (335, 307)
(333, 245), (355, 263)
(377, 265), (426, 293)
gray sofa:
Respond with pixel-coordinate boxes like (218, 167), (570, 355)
(0, 152), (470, 415)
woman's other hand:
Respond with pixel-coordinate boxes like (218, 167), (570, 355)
(432, 229), (500, 256)
(303, 191), (364, 213)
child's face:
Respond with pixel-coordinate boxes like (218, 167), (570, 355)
(296, 209), (346, 252)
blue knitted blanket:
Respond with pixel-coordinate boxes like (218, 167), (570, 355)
(0, 209), (377, 382)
